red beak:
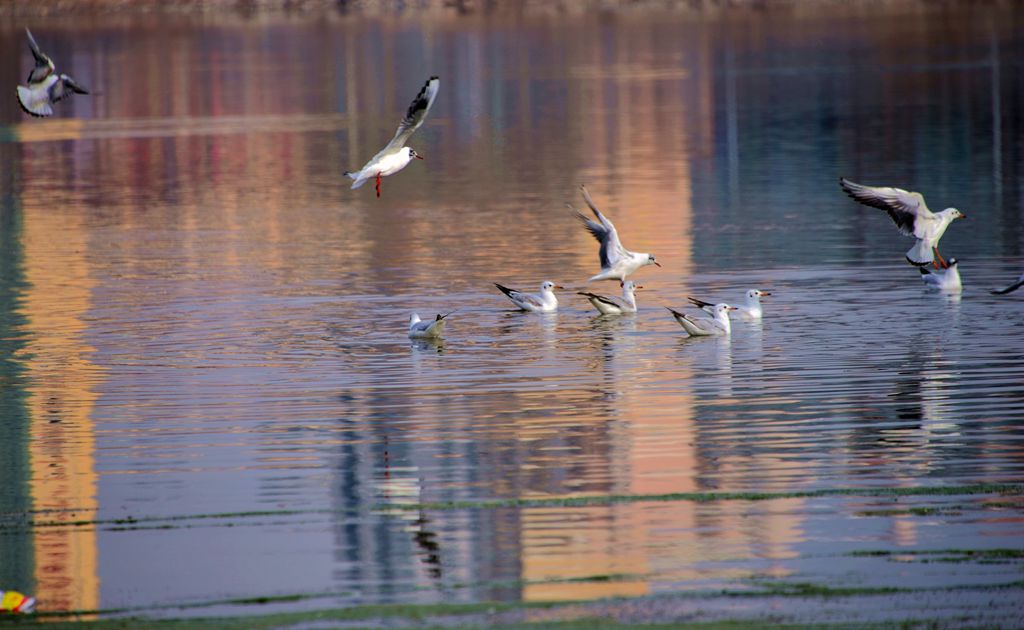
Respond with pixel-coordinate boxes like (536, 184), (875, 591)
(414, 154), (424, 160)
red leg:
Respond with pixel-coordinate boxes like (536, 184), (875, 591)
(375, 172), (382, 198)
(933, 247), (947, 269)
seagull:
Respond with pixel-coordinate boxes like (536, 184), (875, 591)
(839, 177), (966, 268)
(667, 303), (736, 337)
(991, 271), (1024, 295)
(919, 258), (962, 293)
(345, 76), (439, 198)
(688, 289), (770, 320)
(578, 280), (642, 315)
(408, 312), (451, 339)
(572, 185), (660, 282)
(494, 281), (562, 312)
(16, 28), (89, 118)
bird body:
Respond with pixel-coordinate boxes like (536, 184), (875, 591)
(919, 258), (962, 293)
(839, 177), (965, 267)
(495, 281), (562, 312)
(345, 76), (439, 197)
(16, 28), (88, 117)
(668, 303), (736, 337)
(408, 312), (450, 339)
(573, 185), (659, 282)
(579, 281), (641, 315)
(689, 289), (769, 320)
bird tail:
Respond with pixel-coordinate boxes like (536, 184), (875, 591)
(905, 240), (932, 266)
(344, 171), (368, 189)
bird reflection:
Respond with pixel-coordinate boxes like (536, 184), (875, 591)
(412, 511), (443, 581)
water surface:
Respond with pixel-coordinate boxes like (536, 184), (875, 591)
(0, 4), (1023, 621)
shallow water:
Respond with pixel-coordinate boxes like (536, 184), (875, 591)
(1, 4), (1023, 620)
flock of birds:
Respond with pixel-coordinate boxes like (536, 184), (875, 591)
(14, 31), (1024, 344)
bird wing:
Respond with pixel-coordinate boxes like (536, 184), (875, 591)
(495, 283), (540, 308)
(385, 76), (440, 151)
(25, 28), (55, 84)
(575, 185), (625, 269)
(839, 177), (933, 238)
(578, 291), (621, 309)
(687, 296), (715, 311)
(991, 274), (1024, 295)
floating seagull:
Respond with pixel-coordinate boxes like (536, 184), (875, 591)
(16, 28), (89, 118)
(667, 303), (736, 337)
(689, 289), (770, 320)
(494, 281), (562, 312)
(408, 312), (451, 339)
(572, 185), (660, 282)
(991, 271), (1024, 295)
(919, 258), (962, 293)
(345, 76), (439, 198)
(839, 177), (966, 268)
(578, 280), (642, 315)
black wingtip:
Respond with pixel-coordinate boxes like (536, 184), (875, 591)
(494, 283), (515, 298)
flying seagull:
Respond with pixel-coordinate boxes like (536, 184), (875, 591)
(668, 303), (736, 337)
(16, 28), (89, 117)
(918, 258), (962, 293)
(578, 280), (642, 315)
(689, 288), (770, 320)
(572, 185), (660, 282)
(345, 76), (440, 198)
(839, 177), (966, 268)
(991, 271), (1024, 296)
(494, 281), (562, 312)
(408, 312), (451, 339)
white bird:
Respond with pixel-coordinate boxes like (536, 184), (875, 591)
(345, 76), (439, 198)
(16, 28), (89, 118)
(688, 289), (770, 320)
(408, 312), (451, 339)
(578, 281), (642, 315)
(991, 271), (1024, 295)
(840, 177), (966, 268)
(572, 185), (660, 282)
(667, 303), (736, 337)
(495, 281), (562, 312)
(919, 258), (962, 293)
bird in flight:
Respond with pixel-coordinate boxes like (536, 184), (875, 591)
(572, 185), (660, 283)
(345, 76), (440, 198)
(839, 177), (966, 268)
(16, 28), (89, 117)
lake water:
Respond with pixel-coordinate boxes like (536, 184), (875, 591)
(1, 4), (1023, 624)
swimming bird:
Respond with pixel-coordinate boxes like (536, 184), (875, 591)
(16, 28), (89, 117)
(688, 289), (770, 320)
(839, 177), (966, 268)
(494, 281), (562, 312)
(345, 76), (439, 198)
(572, 185), (660, 282)
(919, 258), (962, 293)
(667, 303), (736, 337)
(408, 312), (451, 339)
(578, 280), (642, 315)
(991, 271), (1024, 295)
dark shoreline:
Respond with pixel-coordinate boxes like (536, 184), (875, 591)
(1, 0), (1016, 19)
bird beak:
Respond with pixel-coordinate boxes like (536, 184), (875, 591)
(414, 154), (424, 160)
(958, 213), (966, 219)
(728, 306), (738, 311)
(555, 285), (565, 290)
(637, 285), (644, 290)
(762, 292), (772, 297)
(654, 261), (662, 267)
